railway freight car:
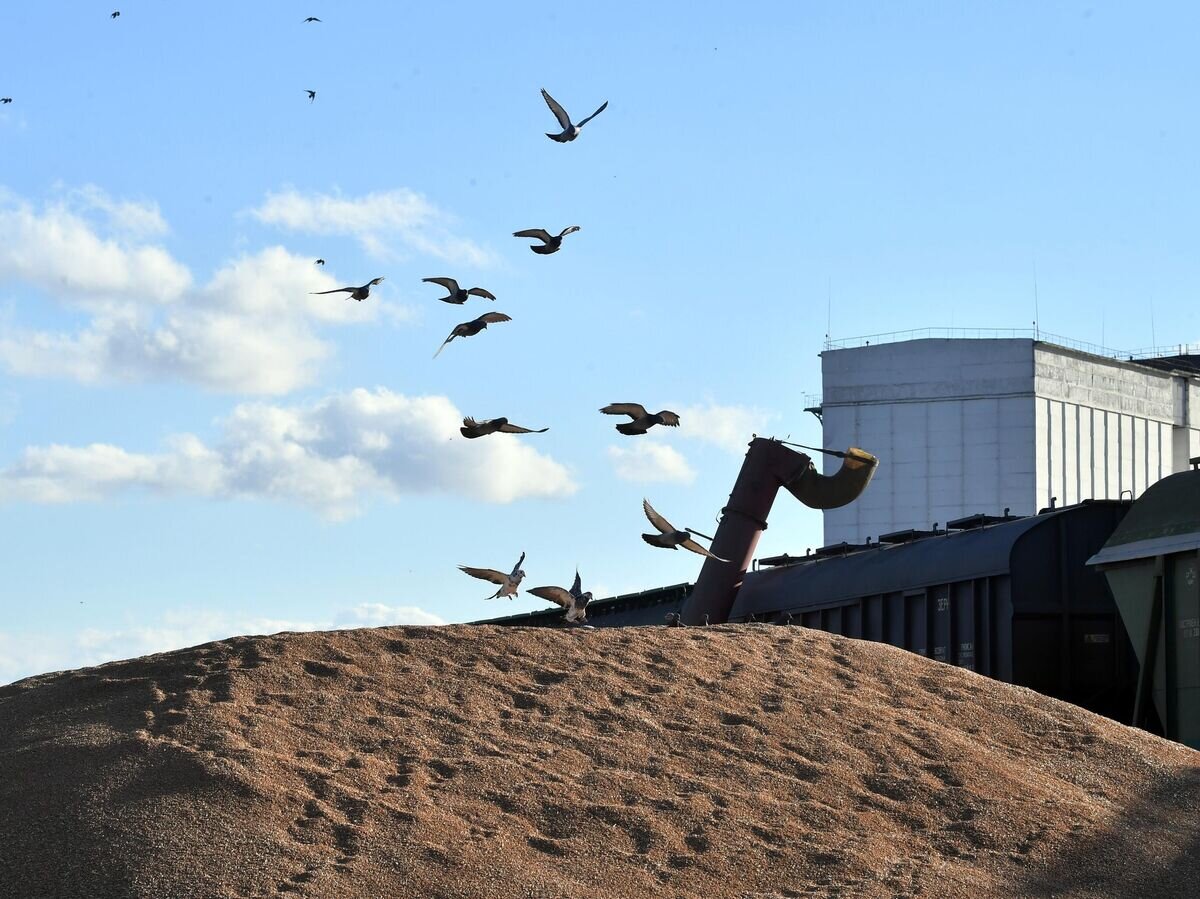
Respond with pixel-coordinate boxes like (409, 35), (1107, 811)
(729, 500), (1136, 722)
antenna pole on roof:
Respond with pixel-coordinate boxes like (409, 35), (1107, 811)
(1033, 260), (1040, 340)
(825, 277), (832, 345)
(1150, 297), (1157, 352)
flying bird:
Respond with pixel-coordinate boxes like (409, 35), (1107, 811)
(460, 417), (548, 439)
(0, 99), (11, 105)
(314, 258), (325, 266)
(423, 277), (496, 305)
(600, 403), (681, 435)
(641, 499), (730, 562)
(303, 16), (321, 22)
(541, 88), (608, 143)
(111, 11), (120, 18)
(434, 312), (512, 358)
(310, 277), (383, 301)
(512, 226), (580, 255)
(528, 570), (592, 623)
(306, 90), (317, 103)
(459, 552), (526, 600)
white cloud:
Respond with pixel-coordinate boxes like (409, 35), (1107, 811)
(0, 190), (190, 304)
(69, 185), (169, 238)
(0, 436), (225, 503)
(333, 603), (445, 628)
(0, 388), (577, 518)
(0, 604), (446, 686)
(607, 442), (696, 484)
(0, 240), (379, 394)
(0, 188), (420, 394)
(250, 187), (496, 266)
(676, 402), (778, 454)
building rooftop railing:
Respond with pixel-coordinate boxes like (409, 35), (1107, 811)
(822, 327), (1200, 362)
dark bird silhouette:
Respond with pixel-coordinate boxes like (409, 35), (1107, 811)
(541, 88), (608, 142)
(423, 277), (496, 305)
(303, 16), (321, 23)
(305, 90), (317, 103)
(310, 277), (383, 301)
(459, 552), (526, 600)
(0, 99), (11, 105)
(528, 570), (592, 623)
(434, 312), (511, 358)
(314, 259), (325, 266)
(111, 11), (120, 19)
(600, 403), (681, 435)
(460, 417), (548, 439)
(512, 226), (580, 255)
(641, 498), (730, 562)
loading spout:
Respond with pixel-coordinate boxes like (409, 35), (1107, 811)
(782, 446), (878, 510)
(679, 438), (877, 626)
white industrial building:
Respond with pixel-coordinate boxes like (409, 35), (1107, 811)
(819, 334), (1200, 545)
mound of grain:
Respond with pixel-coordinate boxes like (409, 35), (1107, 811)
(0, 624), (1197, 898)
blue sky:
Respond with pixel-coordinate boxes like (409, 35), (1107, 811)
(2, 2), (1198, 682)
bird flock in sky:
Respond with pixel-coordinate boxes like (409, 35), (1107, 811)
(448, 72), (729, 621)
(5, 10), (735, 626)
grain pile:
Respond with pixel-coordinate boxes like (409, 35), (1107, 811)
(0, 624), (1197, 899)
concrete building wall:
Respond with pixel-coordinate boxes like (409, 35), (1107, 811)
(1032, 344), (1187, 510)
(821, 339), (1037, 544)
(821, 338), (1200, 544)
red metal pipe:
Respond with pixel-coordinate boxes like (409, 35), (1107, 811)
(680, 438), (877, 625)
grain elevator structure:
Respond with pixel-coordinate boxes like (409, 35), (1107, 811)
(818, 335), (1200, 545)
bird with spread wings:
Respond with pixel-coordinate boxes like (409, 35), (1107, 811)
(641, 499), (729, 562)
(434, 312), (512, 357)
(512, 226), (580, 255)
(458, 552), (527, 600)
(541, 88), (608, 143)
(460, 417), (548, 439)
(600, 403), (681, 435)
(423, 277), (496, 305)
(528, 570), (592, 623)
(310, 277), (384, 301)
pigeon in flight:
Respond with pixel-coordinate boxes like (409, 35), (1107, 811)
(0, 99), (11, 105)
(111, 11), (120, 18)
(459, 552), (526, 600)
(310, 277), (383, 301)
(303, 16), (321, 23)
(541, 89), (608, 143)
(434, 312), (512, 358)
(512, 226), (580, 255)
(600, 403), (681, 435)
(641, 499), (729, 562)
(460, 417), (548, 439)
(528, 570), (592, 623)
(423, 277), (496, 305)
(306, 90), (317, 103)
(314, 258), (325, 266)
